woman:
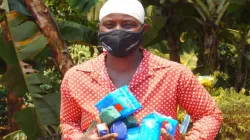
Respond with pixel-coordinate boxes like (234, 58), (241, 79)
(60, 0), (222, 139)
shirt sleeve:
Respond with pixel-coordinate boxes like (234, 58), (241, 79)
(177, 66), (223, 140)
(60, 70), (84, 140)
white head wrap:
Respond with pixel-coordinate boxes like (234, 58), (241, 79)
(99, 0), (145, 24)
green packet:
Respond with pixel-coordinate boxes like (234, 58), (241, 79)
(123, 116), (138, 128)
(100, 106), (121, 125)
(85, 106), (121, 134)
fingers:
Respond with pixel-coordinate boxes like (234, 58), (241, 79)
(161, 128), (173, 140)
(98, 133), (118, 140)
(96, 116), (102, 124)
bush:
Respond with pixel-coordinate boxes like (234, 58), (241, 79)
(214, 88), (250, 139)
(0, 85), (8, 138)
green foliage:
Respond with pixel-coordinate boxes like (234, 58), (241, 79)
(8, 0), (30, 16)
(144, 16), (167, 46)
(214, 88), (250, 139)
(57, 20), (98, 45)
(14, 108), (47, 139)
(65, 0), (98, 14)
(3, 130), (27, 140)
(0, 26), (18, 66)
(0, 85), (8, 138)
(68, 44), (99, 64)
(0, 0), (249, 139)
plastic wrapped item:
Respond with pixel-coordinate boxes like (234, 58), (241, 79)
(95, 85), (141, 118)
(97, 123), (109, 137)
(100, 106), (121, 125)
(123, 116), (138, 128)
(110, 121), (127, 140)
(180, 114), (191, 134)
(153, 111), (178, 137)
(125, 127), (141, 140)
(198, 76), (214, 87)
(140, 113), (162, 140)
(161, 116), (178, 137)
(140, 112), (178, 139)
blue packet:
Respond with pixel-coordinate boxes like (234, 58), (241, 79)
(140, 113), (162, 140)
(95, 85), (141, 118)
(110, 121), (127, 140)
(153, 111), (178, 137)
(125, 127), (141, 140)
(161, 116), (178, 137)
(180, 114), (191, 134)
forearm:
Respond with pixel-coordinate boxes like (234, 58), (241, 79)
(61, 123), (85, 140)
(184, 107), (222, 140)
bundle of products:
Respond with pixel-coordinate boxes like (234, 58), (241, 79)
(88, 85), (178, 140)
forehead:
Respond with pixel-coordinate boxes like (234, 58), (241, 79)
(100, 13), (141, 23)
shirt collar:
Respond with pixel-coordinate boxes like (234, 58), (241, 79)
(75, 49), (171, 75)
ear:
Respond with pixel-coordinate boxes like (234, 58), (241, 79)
(143, 24), (149, 33)
(98, 23), (101, 29)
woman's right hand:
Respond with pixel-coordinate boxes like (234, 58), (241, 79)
(79, 116), (118, 140)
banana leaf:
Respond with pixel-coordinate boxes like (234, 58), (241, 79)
(0, 10), (61, 139)
(144, 16), (167, 46)
(14, 108), (47, 140)
(57, 20), (98, 45)
(66, 0), (99, 14)
(6, 12), (48, 60)
(3, 130), (27, 140)
(0, 24), (19, 65)
(31, 92), (61, 125)
(8, 0), (31, 16)
(0, 64), (28, 97)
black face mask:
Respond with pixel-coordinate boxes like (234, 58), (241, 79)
(98, 27), (144, 57)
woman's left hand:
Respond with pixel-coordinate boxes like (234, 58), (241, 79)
(161, 128), (174, 140)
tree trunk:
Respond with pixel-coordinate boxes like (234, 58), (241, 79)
(168, 31), (180, 63)
(7, 91), (22, 133)
(23, 0), (75, 77)
(204, 26), (218, 72)
(1, 21), (22, 134)
(6, 65), (23, 133)
(235, 44), (249, 92)
(166, 8), (180, 63)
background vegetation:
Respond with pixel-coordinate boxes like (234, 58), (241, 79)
(0, 0), (249, 139)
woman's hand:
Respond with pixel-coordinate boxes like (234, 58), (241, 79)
(161, 128), (174, 140)
(79, 116), (118, 140)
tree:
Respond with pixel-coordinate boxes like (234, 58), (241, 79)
(0, 0), (97, 139)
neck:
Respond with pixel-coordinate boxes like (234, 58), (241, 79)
(105, 48), (143, 72)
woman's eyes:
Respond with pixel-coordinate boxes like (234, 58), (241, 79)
(122, 24), (136, 29)
(104, 23), (115, 29)
(103, 23), (137, 30)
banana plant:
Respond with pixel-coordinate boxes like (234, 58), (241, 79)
(185, 0), (245, 71)
(0, 0), (103, 139)
(217, 0), (250, 91)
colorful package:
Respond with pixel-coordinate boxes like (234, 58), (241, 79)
(97, 123), (109, 137)
(180, 114), (191, 134)
(161, 116), (178, 137)
(110, 121), (127, 140)
(125, 127), (141, 140)
(99, 106), (121, 125)
(154, 111), (178, 137)
(95, 85), (141, 118)
(123, 116), (138, 128)
(140, 113), (162, 140)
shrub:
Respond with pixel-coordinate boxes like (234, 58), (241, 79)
(214, 88), (250, 139)
(0, 85), (8, 138)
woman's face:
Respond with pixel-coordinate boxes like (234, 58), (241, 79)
(99, 13), (148, 33)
